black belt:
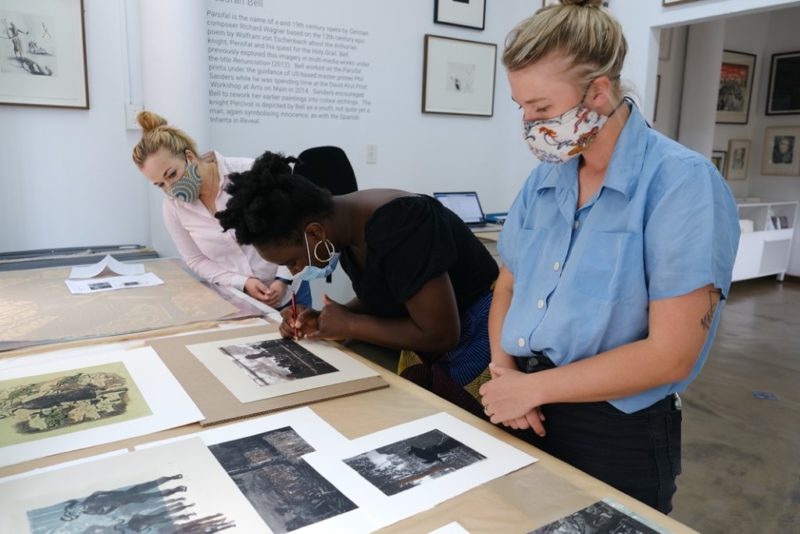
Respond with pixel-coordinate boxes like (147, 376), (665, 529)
(515, 352), (556, 373)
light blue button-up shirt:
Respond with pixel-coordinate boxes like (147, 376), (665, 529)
(497, 105), (740, 413)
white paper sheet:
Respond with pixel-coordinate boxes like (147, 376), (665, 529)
(138, 407), (380, 534)
(186, 332), (379, 403)
(303, 412), (537, 531)
(64, 272), (164, 294)
(0, 438), (268, 534)
(429, 522), (470, 534)
(68, 254), (145, 279)
(0, 346), (203, 468)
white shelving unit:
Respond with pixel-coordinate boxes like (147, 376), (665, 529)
(733, 201), (798, 282)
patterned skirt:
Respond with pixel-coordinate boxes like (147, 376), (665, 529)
(397, 289), (493, 418)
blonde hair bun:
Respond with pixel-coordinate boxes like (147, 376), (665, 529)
(561, 0), (603, 6)
(136, 110), (168, 133)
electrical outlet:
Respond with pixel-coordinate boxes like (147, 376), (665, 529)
(366, 144), (378, 165)
(125, 104), (143, 130)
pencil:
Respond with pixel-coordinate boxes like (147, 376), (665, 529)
(291, 290), (299, 339)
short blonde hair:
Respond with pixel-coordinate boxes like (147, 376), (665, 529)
(131, 111), (198, 167)
(504, 0), (626, 93)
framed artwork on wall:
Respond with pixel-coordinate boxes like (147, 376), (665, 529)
(762, 126), (800, 176)
(716, 50), (756, 125)
(766, 51), (800, 115)
(711, 150), (727, 178)
(0, 0), (89, 109)
(434, 0), (486, 31)
(422, 34), (497, 117)
(726, 139), (751, 181)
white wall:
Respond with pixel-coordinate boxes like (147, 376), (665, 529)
(739, 7), (800, 274)
(0, 0), (541, 258)
(0, 0), (150, 253)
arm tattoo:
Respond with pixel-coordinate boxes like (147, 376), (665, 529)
(701, 289), (722, 331)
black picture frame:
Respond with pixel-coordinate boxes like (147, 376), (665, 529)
(716, 50), (756, 125)
(766, 51), (800, 116)
(434, 0), (486, 31)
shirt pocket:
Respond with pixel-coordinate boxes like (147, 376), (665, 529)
(574, 231), (638, 301)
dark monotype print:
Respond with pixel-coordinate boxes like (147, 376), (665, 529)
(26, 474), (235, 533)
(529, 500), (661, 534)
(209, 426), (356, 533)
(220, 339), (338, 386)
(344, 429), (486, 496)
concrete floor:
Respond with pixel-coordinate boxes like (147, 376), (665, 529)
(672, 277), (800, 534)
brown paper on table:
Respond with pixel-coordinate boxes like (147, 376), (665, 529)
(147, 325), (388, 426)
(0, 259), (241, 352)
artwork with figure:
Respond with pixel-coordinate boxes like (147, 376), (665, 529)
(529, 500), (661, 534)
(0, 11), (57, 76)
(219, 339), (338, 387)
(25, 474), (236, 533)
(343, 429), (486, 496)
(447, 61), (475, 93)
(717, 62), (749, 112)
(0, 362), (151, 446)
(772, 135), (795, 164)
(209, 426), (357, 533)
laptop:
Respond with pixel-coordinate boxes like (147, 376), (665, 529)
(433, 191), (502, 232)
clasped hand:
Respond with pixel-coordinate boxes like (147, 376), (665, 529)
(479, 363), (547, 437)
(279, 294), (351, 341)
(244, 278), (287, 308)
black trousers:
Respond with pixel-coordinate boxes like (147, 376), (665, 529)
(511, 357), (682, 514)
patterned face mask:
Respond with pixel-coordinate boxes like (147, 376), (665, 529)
(168, 160), (202, 203)
(522, 85), (610, 164)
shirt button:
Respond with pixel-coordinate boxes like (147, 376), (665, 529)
(553, 261), (561, 271)
(573, 220), (580, 229)
(518, 337), (526, 347)
(537, 299), (545, 309)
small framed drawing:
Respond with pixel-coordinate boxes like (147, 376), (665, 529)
(711, 150), (727, 177)
(726, 139), (751, 181)
(766, 51), (800, 115)
(762, 126), (800, 176)
(434, 0), (486, 30)
(716, 50), (756, 125)
(422, 34), (497, 117)
(0, 0), (89, 109)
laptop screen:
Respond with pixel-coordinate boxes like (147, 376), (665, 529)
(434, 192), (484, 225)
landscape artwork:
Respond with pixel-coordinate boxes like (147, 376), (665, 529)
(187, 333), (379, 403)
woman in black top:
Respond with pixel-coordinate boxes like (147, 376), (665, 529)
(216, 151), (499, 414)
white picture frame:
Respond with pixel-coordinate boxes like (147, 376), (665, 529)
(0, 0), (89, 108)
(434, 0), (486, 30)
(422, 34), (497, 117)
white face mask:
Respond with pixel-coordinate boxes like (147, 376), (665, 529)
(522, 86), (612, 164)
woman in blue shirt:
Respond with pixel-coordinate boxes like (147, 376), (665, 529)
(478, 0), (739, 513)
